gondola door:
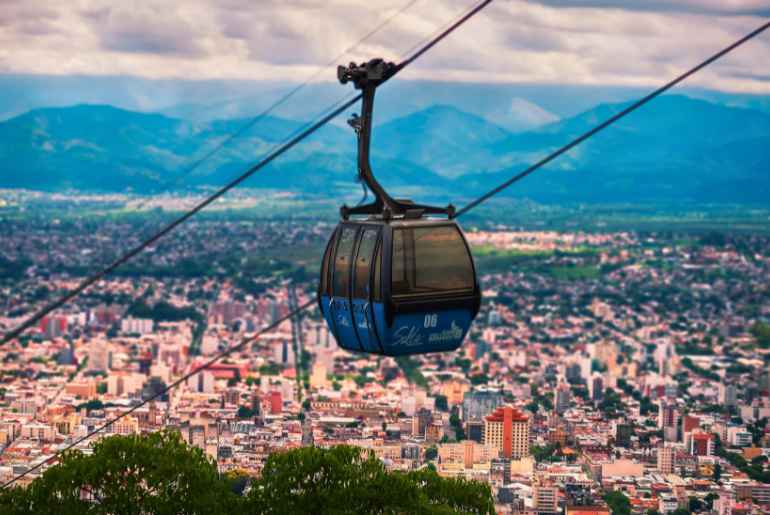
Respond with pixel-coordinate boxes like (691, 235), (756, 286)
(329, 225), (359, 351)
(351, 228), (383, 353)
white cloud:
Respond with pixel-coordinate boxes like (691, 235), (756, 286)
(0, 0), (767, 93)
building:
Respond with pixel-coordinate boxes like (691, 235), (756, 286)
(111, 415), (139, 435)
(688, 431), (715, 456)
(658, 445), (675, 474)
(40, 315), (68, 339)
(601, 459), (644, 478)
(56, 340), (76, 365)
(425, 422), (443, 443)
(729, 428), (752, 448)
(720, 383), (738, 407)
(534, 482), (559, 514)
(590, 374), (604, 403)
(412, 408), (432, 437)
(88, 343), (112, 372)
(463, 389), (504, 423)
(484, 405), (530, 459)
(120, 317), (153, 335)
(273, 339), (294, 365)
(659, 402), (679, 442)
(565, 507), (610, 515)
(107, 373), (145, 396)
(466, 419), (484, 443)
(189, 425), (206, 449)
(440, 379), (470, 406)
(65, 381), (97, 399)
(208, 301), (247, 326)
(658, 494), (679, 514)
(269, 391), (282, 414)
(555, 384), (571, 415)
(188, 370), (214, 393)
(682, 415), (700, 434)
(659, 402), (678, 428)
(401, 443), (420, 461)
(438, 441), (499, 468)
(615, 423), (633, 448)
(565, 363), (583, 383)
(20, 423), (55, 441)
(753, 483), (770, 506)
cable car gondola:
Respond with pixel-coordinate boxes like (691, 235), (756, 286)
(318, 59), (481, 356)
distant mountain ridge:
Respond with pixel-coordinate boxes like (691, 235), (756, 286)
(1, 95), (768, 204)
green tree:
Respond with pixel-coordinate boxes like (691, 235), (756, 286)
(1, 436), (494, 514)
(237, 406), (256, 419)
(531, 443), (560, 463)
(245, 445), (494, 514)
(750, 321), (770, 348)
(449, 410), (465, 441)
(689, 497), (704, 512)
(604, 491), (631, 515)
(0, 430), (235, 514)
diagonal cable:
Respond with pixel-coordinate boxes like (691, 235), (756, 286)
(133, 0), (423, 201)
(1, 0), (492, 346)
(1, 300), (314, 489)
(455, 20), (770, 218)
(0, 1), (494, 488)
(0, 97), (360, 346)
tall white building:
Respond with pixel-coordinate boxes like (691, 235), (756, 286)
(483, 405), (530, 459)
(187, 370), (215, 393)
(657, 445), (675, 474)
(88, 343), (111, 372)
(120, 317), (154, 335)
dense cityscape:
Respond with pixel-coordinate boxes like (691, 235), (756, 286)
(2, 193), (770, 514)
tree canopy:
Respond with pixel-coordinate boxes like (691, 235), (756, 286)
(604, 490), (631, 515)
(1, 431), (494, 514)
(1, 430), (234, 515)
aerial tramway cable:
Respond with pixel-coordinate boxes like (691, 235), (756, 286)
(2, 0), (422, 340)
(0, 0), (494, 488)
(4, 1), (766, 490)
(1, 300), (314, 489)
(131, 0), (423, 201)
(454, 20), (770, 218)
(0, 0), (492, 345)
(0, 0), (491, 347)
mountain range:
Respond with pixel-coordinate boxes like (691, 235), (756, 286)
(1, 94), (768, 204)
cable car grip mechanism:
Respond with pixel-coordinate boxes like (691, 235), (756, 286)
(338, 58), (455, 221)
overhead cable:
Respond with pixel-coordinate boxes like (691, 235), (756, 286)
(455, 20), (770, 218)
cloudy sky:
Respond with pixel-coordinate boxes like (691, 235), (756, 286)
(0, 0), (768, 93)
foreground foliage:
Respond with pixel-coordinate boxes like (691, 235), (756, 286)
(0, 430), (494, 514)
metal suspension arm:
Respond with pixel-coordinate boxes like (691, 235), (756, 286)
(338, 59), (454, 220)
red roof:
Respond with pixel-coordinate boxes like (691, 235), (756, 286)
(485, 406), (529, 423)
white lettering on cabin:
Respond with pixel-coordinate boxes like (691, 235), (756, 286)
(427, 321), (463, 343)
(393, 326), (423, 347)
(336, 313), (350, 327)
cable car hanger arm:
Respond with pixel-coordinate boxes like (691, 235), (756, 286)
(338, 59), (456, 220)
(336, 0), (493, 221)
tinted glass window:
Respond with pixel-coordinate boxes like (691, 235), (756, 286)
(320, 230), (335, 296)
(333, 226), (357, 296)
(392, 225), (473, 296)
(353, 229), (378, 299)
(373, 242), (382, 301)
